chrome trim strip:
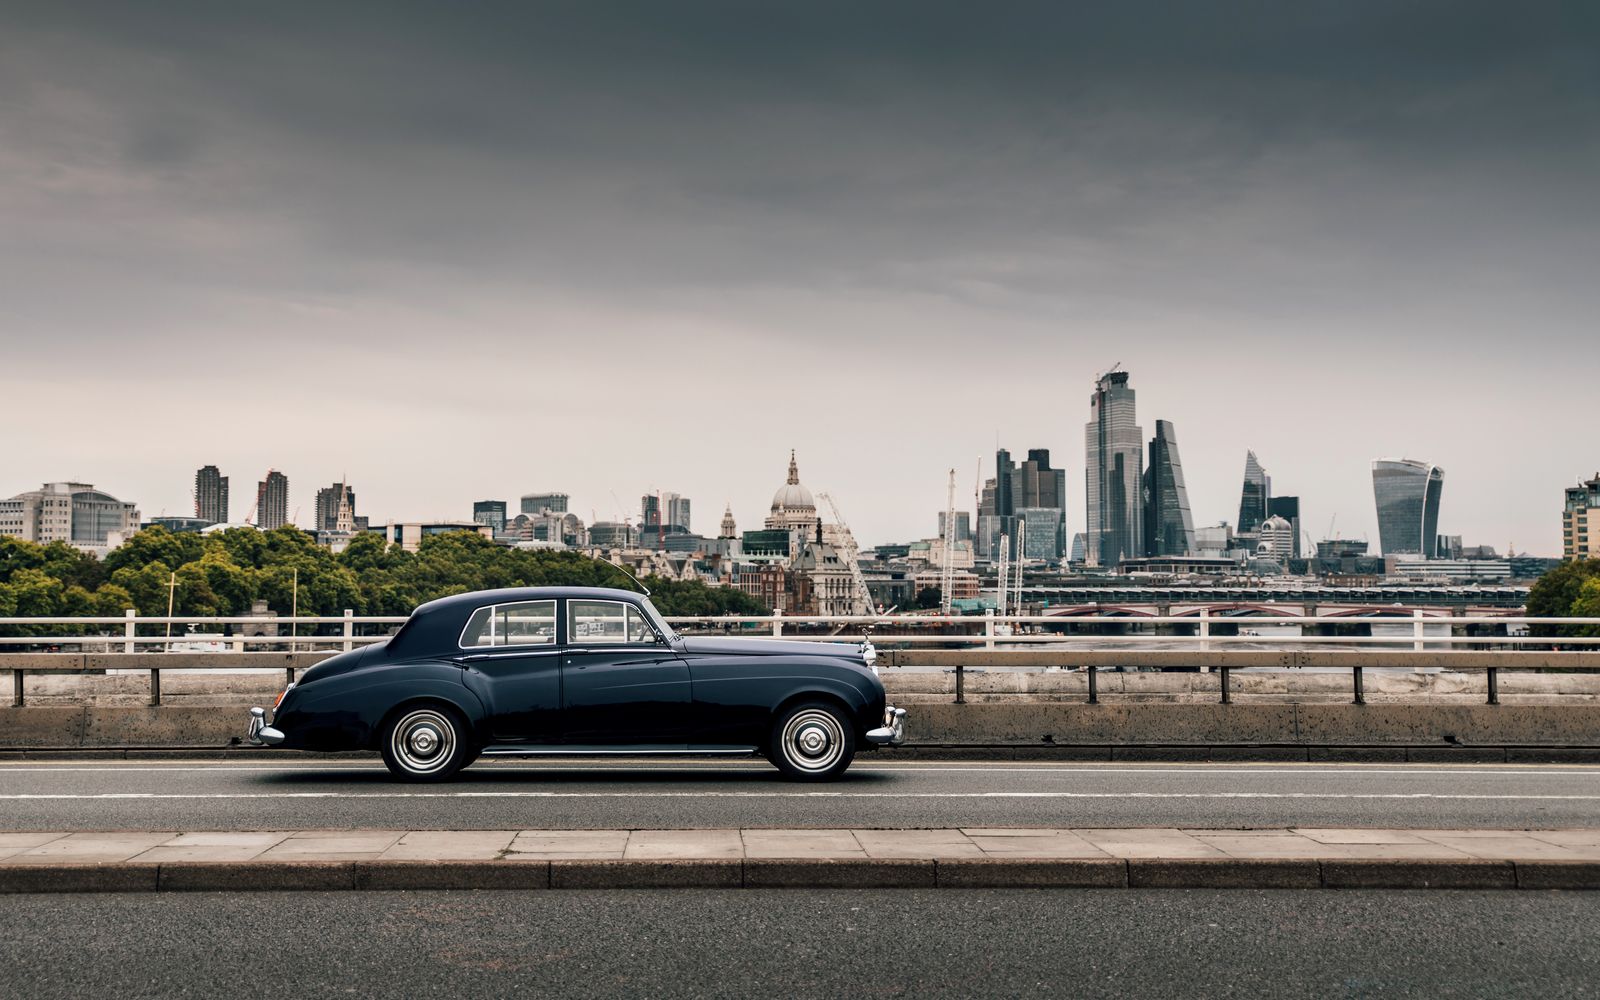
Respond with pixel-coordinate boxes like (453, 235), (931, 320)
(479, 747), (758, 757)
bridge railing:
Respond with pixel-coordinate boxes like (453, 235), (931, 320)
(1, 611), (1598, 709)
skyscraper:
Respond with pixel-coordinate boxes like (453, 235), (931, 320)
(255, 470), (289, 530)
(473, 500), (508, 534)
(1267, 495), (1302, 558)
(1372, 459), (1444, 556)
(1142, 419), (1195, 557)
(1084, 370), (1142, 567)
(194, 465), (228, 524)
(1237, 451), (1270, 534)
(641, 492), (691, 534)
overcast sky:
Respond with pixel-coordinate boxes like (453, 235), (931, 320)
(3, 1), (1596, 553)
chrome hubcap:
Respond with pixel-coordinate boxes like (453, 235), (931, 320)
(391, 709), (456, 774)
(781, 709), (845, 772)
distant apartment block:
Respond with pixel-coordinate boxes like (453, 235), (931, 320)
(1565, 474), (1600, 560)
(255, 470), (289, 530)
(0, 482), (141, 556)
(194, 465), (229, 524)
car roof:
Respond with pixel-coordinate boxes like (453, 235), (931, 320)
(390, 586), (650, 657)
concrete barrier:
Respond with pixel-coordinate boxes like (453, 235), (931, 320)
(6, 700), (1600, 749)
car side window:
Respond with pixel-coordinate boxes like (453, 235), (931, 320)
(460, 600), (557, 648)
(569, 600), (659, 645)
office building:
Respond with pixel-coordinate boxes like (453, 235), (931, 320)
(520, 492), (569, 516)
(472, 500), (508, 534)
(937, 511), (972, 544)
(194, 465), (229, 524)
(1084, 370), (1143, 567)
(254, 470), (289, 530)
(1142, 419), (1195, 557)
(1017, 507), (1065, 560)
(1257, 514), (1295, 567)
(1372, 459), (1444, 556)
(1267, 496), (1302, 558)
(1565, 474), (1600, 560)
(372, 521), (494, 553)
(641, 492), (692, 535)
(1237, 451), (1270, 534)
(588, 521), (637, 549)
(0, 482), (141, 555)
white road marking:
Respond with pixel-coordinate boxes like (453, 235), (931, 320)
(3, 791), (1600, 801)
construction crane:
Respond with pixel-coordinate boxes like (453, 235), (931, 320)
(1012, 519), (1027, 615)
(816, 492), (876, 617)
(995, 533), (1010, 618)
(939, 469), (958, 616)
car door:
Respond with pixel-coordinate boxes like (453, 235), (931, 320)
(561, 598), (692, 746)
(455, 599), (563, 743)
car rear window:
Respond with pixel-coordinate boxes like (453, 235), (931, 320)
(460, 600), (557, 647)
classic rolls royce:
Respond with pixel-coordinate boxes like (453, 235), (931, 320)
(248, 586), (905, 781)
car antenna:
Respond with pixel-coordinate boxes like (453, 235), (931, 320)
(610, 560), (651, 597)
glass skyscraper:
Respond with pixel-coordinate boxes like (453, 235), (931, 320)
(1142, 419), (1195, 556)
(1084, 370), (1142, 567)
(1372, 459), (1444, 556)
(1237, 450), (1270, 534)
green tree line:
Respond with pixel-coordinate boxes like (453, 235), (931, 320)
(0, 526), (767, 634)
(1526, 558), (1600, 638)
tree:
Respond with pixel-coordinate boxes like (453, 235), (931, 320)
(1528, 559), (1600, 638)
(915, 586), (941, 610)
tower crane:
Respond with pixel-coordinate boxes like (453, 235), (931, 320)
(939, 469), (958, 616)
(816, 492), (876, 617)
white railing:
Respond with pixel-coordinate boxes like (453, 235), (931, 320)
(0, 610), (1597, 651)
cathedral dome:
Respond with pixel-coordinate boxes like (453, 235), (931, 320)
(770, 451), (815, 513)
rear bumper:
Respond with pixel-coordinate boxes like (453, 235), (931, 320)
(247, 707), (286, 747)
(864, 705), (906, 746)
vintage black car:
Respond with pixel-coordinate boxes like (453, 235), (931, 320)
(248, 586), (905, 781)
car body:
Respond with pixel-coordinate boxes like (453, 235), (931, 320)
(248, 586), (905, 781)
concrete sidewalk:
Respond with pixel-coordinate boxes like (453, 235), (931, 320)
(4, 827), (1600, 892)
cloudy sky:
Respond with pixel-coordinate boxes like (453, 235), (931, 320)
(3, 1), (1596, 553)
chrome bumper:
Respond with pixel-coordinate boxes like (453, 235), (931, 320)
(865, 706), (906, 746)
(247, 707), (286, 747)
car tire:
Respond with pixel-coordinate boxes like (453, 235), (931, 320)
(380, 704), (472, 782)
(770, 700), (856, 782)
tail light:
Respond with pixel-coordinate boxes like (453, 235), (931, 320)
(273, 683), (295, 710)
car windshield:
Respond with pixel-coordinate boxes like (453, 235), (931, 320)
(637, 597), (675, 641)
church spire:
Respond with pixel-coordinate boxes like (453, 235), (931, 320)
(787, 450), (799, 485)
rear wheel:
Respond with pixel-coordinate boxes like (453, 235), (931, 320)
(380, 704), (471, 782)
(770, 701), (856, 781)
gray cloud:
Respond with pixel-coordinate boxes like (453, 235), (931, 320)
(2, 1), (1596, 549)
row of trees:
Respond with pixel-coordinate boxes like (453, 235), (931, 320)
(1526, 559), (1600, 637)
(0, 526), (768, 634)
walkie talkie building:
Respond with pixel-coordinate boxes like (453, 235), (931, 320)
(1372, 459), (1444, 556)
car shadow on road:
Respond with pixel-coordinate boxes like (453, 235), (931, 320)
(254, 764), (896, 787)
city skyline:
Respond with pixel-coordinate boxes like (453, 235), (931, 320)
(3, 3), (1594, 555)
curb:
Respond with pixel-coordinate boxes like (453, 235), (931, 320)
(3, 858), (1598, 893)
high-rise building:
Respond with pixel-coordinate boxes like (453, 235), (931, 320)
(255, 470), (289, 530)
(314, 482), (357, 533)
(0, 482), (141, 555)
(1372, 459), (1444, 556)
(1085, 370), (1143, 567)
(520, 493), (569, 516)
(1564, 474), (1600, 560)
(473, 500), (508, 534)
(1257, 514), (1295, 567)
(937, 511), (972, 544)
(1142, 420), (1195, 557)
(194, 465), (229, 524)
(1016, 507), (1065, 560)
(1237, 451), (1271, 535)
(1267, 496), (1302, 558)
(641, 492), (692, 535)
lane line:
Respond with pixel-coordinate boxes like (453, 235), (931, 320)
(5, 792), (1600, 801)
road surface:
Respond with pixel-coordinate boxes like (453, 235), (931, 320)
(4, 758), (1600, 830)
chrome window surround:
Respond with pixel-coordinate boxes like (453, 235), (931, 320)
(567, 599), (666, 647)
(457, 600), (559, 650)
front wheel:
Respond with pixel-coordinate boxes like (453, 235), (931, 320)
(770, 701), (856, 782)
(380, 704), (471, 782)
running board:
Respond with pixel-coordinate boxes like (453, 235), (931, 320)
(479, 746), (760, 757)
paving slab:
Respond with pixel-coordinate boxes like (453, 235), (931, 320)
(506, 830), (629, 859)
(255, 831), (404, 861)
(1293, 828), (1435, 845)
(0, 833), (67, 861)
(623, 829), (743, 860)
(966, 832), (1109, 858)
(380, 831), (516, 861)
(853, 830), (986, 859)
(1417, 834), (1594, 861)
(1528, 830), (1600, 849)
(1076, 829), (1225, 859)
(742, 829), (863, 859)
(132, 832), (292, 863)
(5, 832), (175, 865)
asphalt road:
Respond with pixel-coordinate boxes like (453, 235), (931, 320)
(4, 758), (1600, 831)
(4, 888), (1598, 999)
